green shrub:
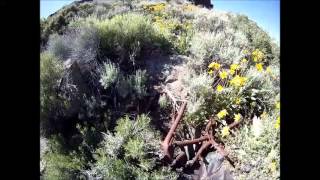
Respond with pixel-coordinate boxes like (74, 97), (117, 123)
(89, 114), (176, 179)
(42, 136), (85, 180)
(40, 52), (64, 134)
(93, 13), (157, 65)
(40, 2), (97, 46)
(225, 110), (280, 179)
(229, 14), (279, 64)
(188, 29), (248, 69)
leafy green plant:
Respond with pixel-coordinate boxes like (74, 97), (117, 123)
(42, 136), (85, 180)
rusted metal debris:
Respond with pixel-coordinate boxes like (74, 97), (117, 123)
(160, 102), (240, 169)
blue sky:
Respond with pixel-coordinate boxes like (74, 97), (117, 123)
(41, 0), (279, 43)
(212, 0), (280, 44)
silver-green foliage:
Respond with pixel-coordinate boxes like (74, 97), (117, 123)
(225, 111), (280, 179)
(99, 61), (119, 89)
(47, 33), (73, 60)
(132, 69), (147, 99)
(189, 29), (248, 68)
(90, 114), (177, 179)
(158, 94), (169, 109)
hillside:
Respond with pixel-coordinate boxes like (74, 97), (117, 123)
(40, 0), (280, 179)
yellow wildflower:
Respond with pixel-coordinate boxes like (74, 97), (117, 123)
(229, 69), (235, 75)
(266, 66), (272, 74)
(235, 97), (241, 105)
(241, 58), (248, 64)
(269, 161), (277, 172)
(217, 109), (228, 119)
(148, 3), (166, 12)
(234, 113), (241, 123)
(275, 116), (280, 129)
(243, 49), (249, 54)
(229, 64), (239, 75)
(221, 126), (230, 137)
(256, 63), (264, 72)
(276, 102), (280, 109)
(208, 69), (213, 75)
(216, 84), (224, 92)
(251, 49), (264, 62)
(230, 64), (240, 71)
(208, 62), (221, 70)
(219, 70), (228, 79)
(230, 75), (247, 87)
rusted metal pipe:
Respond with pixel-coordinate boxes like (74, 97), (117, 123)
(174, 135), (209, 146)
(161, 102), (187, 162)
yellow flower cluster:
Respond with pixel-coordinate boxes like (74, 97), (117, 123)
(251, 49), (264, 62)
(256, 63), (264, 72)
(221, 126), (230, 137)
(144, 3), (166, 12)
(242, 49), (249, 54)
(153, 16), (179, 34)
(241, 58), (248, 64)
(229, 63), (240, 75)
(216, 84), (224, 92)
(234, 113), (241, 123)
(217, 109), (228, 119)
(208, 62), (221, 70)
(230, 75), (247, 87)
(219, 70), (228, 79)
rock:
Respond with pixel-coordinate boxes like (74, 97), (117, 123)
(192, 0), (213, 9)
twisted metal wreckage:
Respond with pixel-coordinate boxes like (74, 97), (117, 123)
(160, 101), (239, 179)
